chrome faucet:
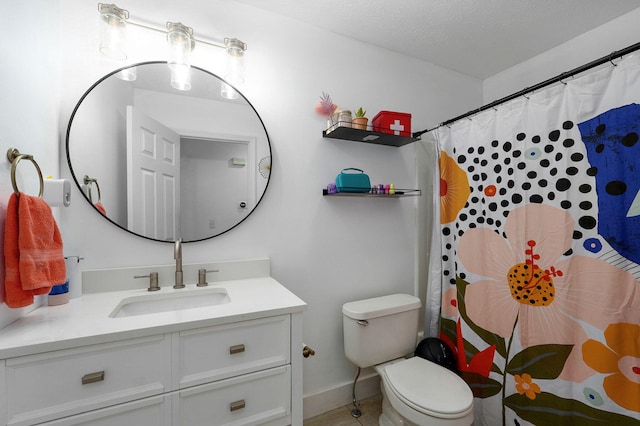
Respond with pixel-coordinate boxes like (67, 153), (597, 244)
(174, 239), (185, 289)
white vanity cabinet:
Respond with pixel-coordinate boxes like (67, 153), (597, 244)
(0, 312), (303, 426)
(0, 268), (306, 426)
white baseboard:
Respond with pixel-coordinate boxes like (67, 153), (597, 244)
(303, 371), (381, 419)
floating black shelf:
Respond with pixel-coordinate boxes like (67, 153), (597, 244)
(322, 124), (420, 147)
(322, 188), (422, 198)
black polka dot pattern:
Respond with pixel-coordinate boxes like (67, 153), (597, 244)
(440, 119), (599, 281)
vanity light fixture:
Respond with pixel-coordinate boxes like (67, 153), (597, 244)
(96, 3), (248, 93)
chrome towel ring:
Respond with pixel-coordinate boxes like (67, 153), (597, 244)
(83, 175), (102, 203)
(6, 148), (44, 197)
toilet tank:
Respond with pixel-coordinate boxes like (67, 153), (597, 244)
(343, 294), (421, 368)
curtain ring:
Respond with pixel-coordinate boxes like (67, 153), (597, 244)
(558, 72), (568, 85)
(609, 52), (618, 66)
(7, 148), (44, 197)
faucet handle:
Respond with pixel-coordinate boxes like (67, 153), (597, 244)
(134, 272), (160, 292)
(197, 269), (219, 287)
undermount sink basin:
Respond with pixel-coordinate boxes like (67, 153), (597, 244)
(109, 288), (230, 318)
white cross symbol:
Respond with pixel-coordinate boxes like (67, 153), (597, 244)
(390, 119), (405, 135)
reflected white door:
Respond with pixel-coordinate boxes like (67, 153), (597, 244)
(126, 106), (180, 241)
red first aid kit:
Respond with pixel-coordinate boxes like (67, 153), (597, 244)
(372, 111), (412, 137)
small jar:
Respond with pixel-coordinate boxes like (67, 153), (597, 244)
(337, 110), (352, 128)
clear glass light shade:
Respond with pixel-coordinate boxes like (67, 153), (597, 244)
(98, 4), (128, 60)
(224, 38), (246, 85)
(224, 53), (245, 85)
(221, 38), (246, 99)
(166, 22), (194, 91)
(167, 22), (194, 69)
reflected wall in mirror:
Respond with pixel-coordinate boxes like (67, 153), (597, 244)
(66, 62), (271, 243)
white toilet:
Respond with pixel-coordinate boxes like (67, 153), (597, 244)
(343, 294), (474, 426)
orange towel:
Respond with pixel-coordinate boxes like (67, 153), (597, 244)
(94, 202), (107, 216)
(3, 192), (66, 308)
(4, 193), (31, 307)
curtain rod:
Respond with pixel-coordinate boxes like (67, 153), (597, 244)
(413, 40), (640, 138)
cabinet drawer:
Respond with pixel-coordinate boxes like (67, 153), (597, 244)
(5, 335), (170, 426)
(37, 395), (170, 426)
(177, 315), (290, 388)
(175, 365), (291, 426)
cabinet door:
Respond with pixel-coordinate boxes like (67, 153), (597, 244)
(174, 365), (291, 426)
(38, 395), (170, 426)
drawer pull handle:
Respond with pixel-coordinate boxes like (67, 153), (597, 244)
(81, 371), (105, 385)
(230, 399), (246, 412)
(230, 344), (245, 355)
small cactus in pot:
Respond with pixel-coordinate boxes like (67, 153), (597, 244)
(352, 107), (368, 130)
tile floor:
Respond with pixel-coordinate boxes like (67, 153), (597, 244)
(303, 394), (382, 426)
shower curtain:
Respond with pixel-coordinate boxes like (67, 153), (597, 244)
(428, 52), (640, 425)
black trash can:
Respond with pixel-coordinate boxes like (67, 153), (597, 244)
(414, 337), (458, 373)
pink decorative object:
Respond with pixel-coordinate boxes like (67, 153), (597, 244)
(315, 92), (337, 117)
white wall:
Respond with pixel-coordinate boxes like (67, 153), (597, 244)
(53, 0), (481, 409)
(484, 7), (640, 102)
(0, 1), (61, 329)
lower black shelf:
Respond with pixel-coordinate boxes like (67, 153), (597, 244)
(322, 189), (422, 197)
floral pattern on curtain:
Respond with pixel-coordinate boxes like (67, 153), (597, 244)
(431, 53), (640, 425)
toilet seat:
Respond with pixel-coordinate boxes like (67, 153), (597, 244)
(381, 357), (473, 419)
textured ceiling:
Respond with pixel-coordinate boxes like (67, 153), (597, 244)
(231, 0), (640, 79)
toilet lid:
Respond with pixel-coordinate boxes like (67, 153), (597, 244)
(383, 357), (473, 416)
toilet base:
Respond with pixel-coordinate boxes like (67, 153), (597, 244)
(378, 375), (473, 426)
(379, 382), (419, 426)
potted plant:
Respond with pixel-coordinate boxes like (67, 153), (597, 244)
(352, 107), (368, 130)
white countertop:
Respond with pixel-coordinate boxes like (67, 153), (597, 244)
(0, 277), (306, 359)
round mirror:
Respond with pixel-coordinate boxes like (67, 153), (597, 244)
(66, 62), (271, 243)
